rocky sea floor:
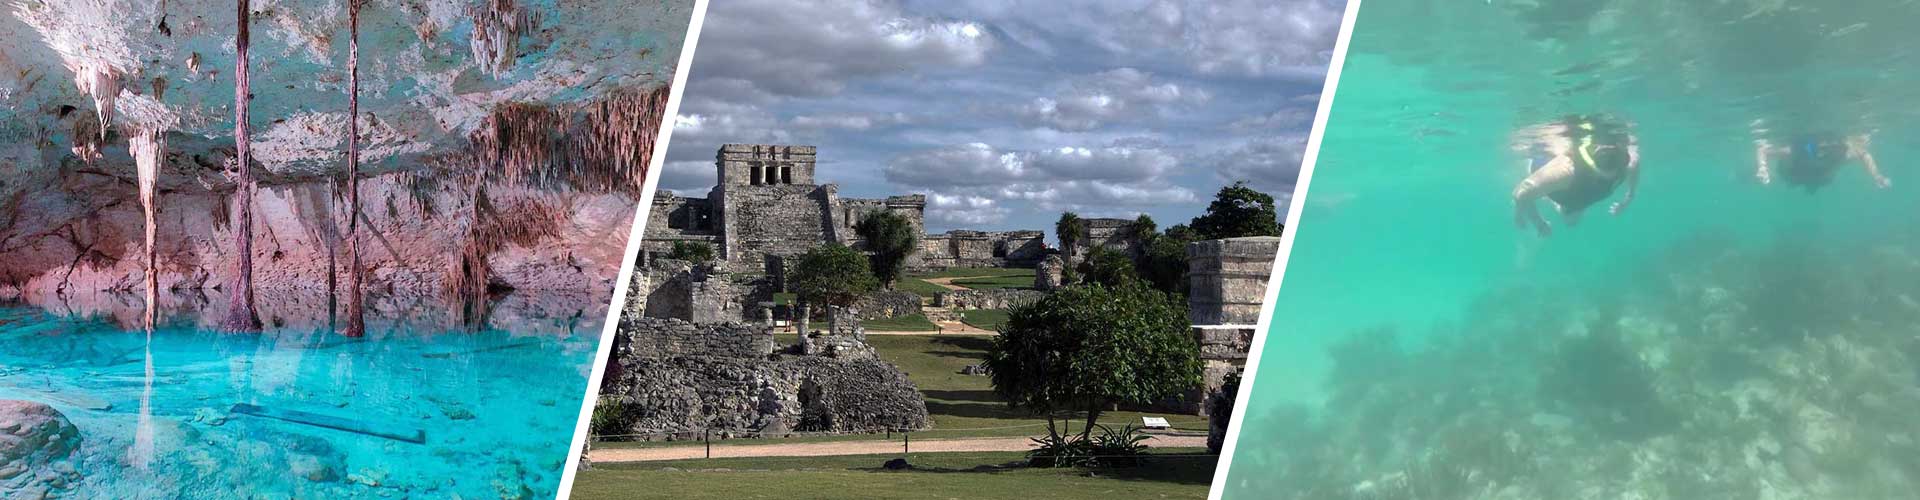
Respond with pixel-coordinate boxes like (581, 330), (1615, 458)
(1228, 233), (1920, 499)
(0, 301), (599, 499)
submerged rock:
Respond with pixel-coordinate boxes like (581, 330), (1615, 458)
(0, 400), (82, 495)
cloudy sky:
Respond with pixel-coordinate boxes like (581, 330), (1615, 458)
(661, 0), (1346, 234)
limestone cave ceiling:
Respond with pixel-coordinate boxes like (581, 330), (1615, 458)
(0, 0), (688, 183)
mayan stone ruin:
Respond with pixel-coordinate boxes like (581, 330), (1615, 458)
(598, 316), (930, 440)
(645, 144), (1048, 275)
(1070, 217), (1152, 262)
(1186, 236), (1283, 415)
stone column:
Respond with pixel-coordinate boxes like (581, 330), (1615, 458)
(797, 304), (811, 336)
(1186, 237), (1283, 325)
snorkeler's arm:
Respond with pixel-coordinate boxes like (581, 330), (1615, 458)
(1612, 144), (1640, 215)
(1754, 141), (1776, 184)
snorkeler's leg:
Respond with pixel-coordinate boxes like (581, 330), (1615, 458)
(1513, 156), (1575, 237)
(1854, 145), (1891, 189)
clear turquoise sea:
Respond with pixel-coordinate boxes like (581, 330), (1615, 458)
(1226, 1), (1920, 498)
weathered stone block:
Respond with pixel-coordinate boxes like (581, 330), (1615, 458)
(1186, 237), (1282, 325)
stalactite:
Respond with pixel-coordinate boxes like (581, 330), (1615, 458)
(129, 127), (165, 330)
(220, 0), (262, 333)
(344, 0), (365, 338)
(468, 0), (539, 77)
(68, 62), (124, 142)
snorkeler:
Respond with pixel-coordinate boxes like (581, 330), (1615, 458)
(1754, 133), (1889, 191)
(1511, 114), (1640, 237)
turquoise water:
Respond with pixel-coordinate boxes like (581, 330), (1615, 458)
(1226, 1), (1920, 498)
(0, 298), (598, 498)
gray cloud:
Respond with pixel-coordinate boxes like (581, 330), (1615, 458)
(1016, 68), (1208, 131)
(659, 160), (719, 192)
(889, 142), (1197, 223)
(692, 0), (997, 98)
(925, 193), (1011, 226)
(1213, 135), (1310, 194)
(884, 143), (1179, 187)
(659, 0), (1338, 230)
(791, 112), (914, 131)
(1109, 0), (1345, 78)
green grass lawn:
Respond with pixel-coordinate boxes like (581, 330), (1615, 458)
(861, 314), (940, 332)
(572, 449), (1216, 500)
(959, 309), (1010, 331)
(911, 267), (1036, 279)
(898, 278), (951, 298)
(949, 275), (1034, 290)
(865, 335), (1206, 439)
(771, 292), (797, 305)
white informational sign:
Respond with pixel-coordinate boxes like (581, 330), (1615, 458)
(1142, 417), (1170, 430)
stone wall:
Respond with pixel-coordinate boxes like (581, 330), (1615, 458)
(935, 289), (1046, 311)
(833, 195), (927, 248)
(620, 317), (773, 359)
(918, 230), (1047, 269)
(853, 290), (923, 320)
(1072, 218), (1148, 264)
(641, 191), (721, 256)
(716, 185), (831, 269)
(632, 258), (749, 323)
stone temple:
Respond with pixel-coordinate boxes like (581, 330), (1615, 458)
(645, 144), (1048, 273)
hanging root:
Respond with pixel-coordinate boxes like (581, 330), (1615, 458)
(577, 86), (671, 192)
(468, 0), (540, 77)
(442, 189), (564, 317)
(460, 85), (672, 194)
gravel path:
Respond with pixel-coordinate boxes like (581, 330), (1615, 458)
(589, 434), (1208, 462)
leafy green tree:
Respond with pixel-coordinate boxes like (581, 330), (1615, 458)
(1191, 182), (1283, 240)
(667, 241), (715, 264)
(985, 281), (1201, 438)
(789, 244), (878, 308)
(1138, 230), (1193, 295)
(1165, 223), (1198, 243)
(854, 210), (919, 286)
(1076, 247), (1140, 288)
